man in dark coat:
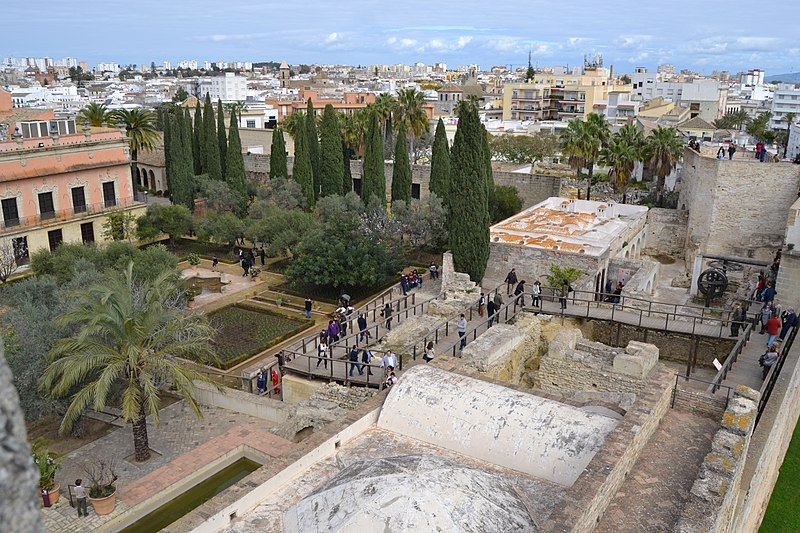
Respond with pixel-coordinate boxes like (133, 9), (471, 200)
(505, 268), (518, 296)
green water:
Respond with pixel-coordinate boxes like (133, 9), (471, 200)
(119, 458), (261, 533)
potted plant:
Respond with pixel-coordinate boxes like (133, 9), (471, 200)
(249, 266), (261, 282)
(31, 438), (63, 505)
(187, 253), (201, 270)
(275, 297), (284, 307)
(84, 459), (118, 515)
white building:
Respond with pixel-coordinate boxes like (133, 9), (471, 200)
(770, 84), (800, 130)
(788, 121), (800, 161)
(163, 61), (172, 70)
(740, 69), (765, 87)
(630, 69), (725, 122)
(178, 60), (198, 70)
(95, 62), (120, 74)
(206, 72), (247, 103)
(592, 91), (640, 126)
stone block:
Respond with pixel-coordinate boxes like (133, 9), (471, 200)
(733, 385), (760, 403)
(548, 329), (582, 360)
(721, 397), (758, 436)
(613, 341), (658, 379)
(462, 324), (525, 373)
(711, 430), (746, 459)
(701, 452), (737, 477)
(689, 471), (729, 505)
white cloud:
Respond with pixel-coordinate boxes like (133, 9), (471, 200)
(568, 37), (588, 46)
(616, 34), (653, 49)
(324, 32), (339, 44)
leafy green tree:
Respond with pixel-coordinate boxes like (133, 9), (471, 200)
(391, 194), (448, 259)
(782, 112), (796, 158)
(196, 211), (246, 251)
(362, 111), (386, 205)
(251, 178), (307, 211)
(490, 132), (559, 164)
(76, 103), (111, 127)
(269, 129), (288, 179)
(192, 102), (203, 175)
(292, 114), (315, 207)
(560, 113), (609, 200)
(448, 103), (490, 282)
(391, 123), (412, 203)
(429, 118), (451, 203)
(746, 112), (775, 144)
(713, 110), (751, 131)
(319, 104), (344, 196)
(305, 98), (321, 198)
(374, 92), (396, 147)
(101, 209), (136, 241)
(134, 204), (192, 245)
(645, 126), (684, 207)
(172, 87), (189, 103)
(492, 185), (523, 223)
(281, 112), (306, 139)
(545, 265), (583, 289)
(217, 99), (228, 179)
(225, 111), (249, 214)
(248, 205), (319, 257)
(202, 93), (222, 181)
(40, 263), (218, 462)
(167, 114), (194, 210)
(195, 175), (240, 212)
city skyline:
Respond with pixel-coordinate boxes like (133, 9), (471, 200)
(4, 0), (800, 74)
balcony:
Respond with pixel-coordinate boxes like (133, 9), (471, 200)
(1, 195), (145, 233)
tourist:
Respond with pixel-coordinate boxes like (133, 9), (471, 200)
(400, 274), (409, 296)
(260, 247), (266, 266)
(429, 262), (439, 280)
(755, 272), (766, 301)
(504, 268), (518, 296)
(716, 146), (725, 160)
(357, 313), (368, 342)
(457, 313), (468, 349)
(728, 144), (737, 160)
(304, 297), (313, 319)
(760, 344), (779, 379)
(494, 291), (504, 308)
(382, 351), (397, 376)
(340, 314), (349, 337)
(240, 257), (249, 276)
(316, 341), (329, 369)
(514, 280), (527, 307)
(531, 280), (542, 308)
(766, 313), (782, 347)
(348, 345), (363, 376)
(730, 302), (745, 337)
(73, 479), (88, 518)
(384, 371), (398, 388)
(211, 255), (219, 271)
(612, 282), (624, 304)
(773, 298), (783, 319)
(256, 371), (266, 394)
(416, 270), (423, 288)
(327, 320), (341, 343)
(759, 302), (773, 334)
(423, 341), (435, 363)
(478, 292), (486, 317)
(270, 368), (280, 394)
(780, 307), (797, 341)
(362, 349), (375, 376)
(762, 282), (777, 307)
(559, 282), (569, 310)
(381, 303), (394, 330)
(487, 297), (497, 327)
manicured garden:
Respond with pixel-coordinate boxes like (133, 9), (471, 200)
(204, 304), (312, 370)
(760, 421), (800, 531)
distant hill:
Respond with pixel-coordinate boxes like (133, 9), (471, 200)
(766, 72), (800, 84)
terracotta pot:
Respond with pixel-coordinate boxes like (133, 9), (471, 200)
(89, 490), (117, 515)
(191, 264), (198, 271)
(47, 484), (61, 505)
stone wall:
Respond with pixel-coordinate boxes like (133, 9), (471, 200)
(776, 198), (800, 308)
(541, 368), (674, 533)
(308, 383), (378, 410)
(0, 340), (44, 533)
(679, 148), (800, 266)
(608, 257), (659, 299)
(193, 380), (292, 424)
(672, 385), (728, 419)
(644, 208), (688, 256)
(674, 386), (760, 533)
(484, 243), (601, 289)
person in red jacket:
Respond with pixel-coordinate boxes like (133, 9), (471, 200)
(766, 313), (782, 347)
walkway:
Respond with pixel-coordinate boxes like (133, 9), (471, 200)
(594, 410), (719, 533)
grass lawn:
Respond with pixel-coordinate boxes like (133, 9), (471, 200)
(761, 420), (800, 531)
(204, 304), (311, 370)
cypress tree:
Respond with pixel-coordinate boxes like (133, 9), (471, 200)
(203, 93), (222, 181)
(269, 128), (288, 179)
(217, 98), (227, 180)
(192, 102), (203, 175)
(292, 115), (314, 207)
(169, 114), (193, 210)
(342, 139), (352, 193)
(226, 112), (248, 214)
(183, 107), (194, 174)
(180, 109), (196, 210)
(482, 125), (495, 215)
(163, 111), (174, 195)
(391, 122), (412, 203)
(362, 111), (385, 205)
(319, 104), (344, 196)
(448, 105), (490, 282)
(429, 118), (450, 203)
(305, 98), (321, 198)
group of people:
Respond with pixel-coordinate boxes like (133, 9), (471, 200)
(345, 345), (398, 387)
(715, 144), (737, 160)
(255, 367), (281, 395)
(238, 247), (266, 276)
(399, 270), (424, 296)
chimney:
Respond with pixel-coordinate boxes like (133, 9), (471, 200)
(597, 204), (608, 218)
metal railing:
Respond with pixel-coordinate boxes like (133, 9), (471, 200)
(0, 195), (144, 232)
(673, 372), (734, 409)
(278, 350), (389, 389)
(755, 321), (800, 427)
(709, 320), (755, 393)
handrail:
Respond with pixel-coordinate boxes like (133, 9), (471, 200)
(0, 195), (144, 232)
(277, 349), (388, 389)
(708, 319), (755, 393)
(755, 321), (800, 427)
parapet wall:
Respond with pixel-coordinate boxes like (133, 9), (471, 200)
(674, 386), (760, 533)
(541, 367), (674, 533)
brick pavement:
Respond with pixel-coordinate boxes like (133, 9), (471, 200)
(41, 400), (278, 533)
(594, 409), (720, 533)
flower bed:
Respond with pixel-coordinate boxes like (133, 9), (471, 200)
(204, 304), (311, 370)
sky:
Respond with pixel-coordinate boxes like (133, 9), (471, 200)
(5, 0), (800, 75)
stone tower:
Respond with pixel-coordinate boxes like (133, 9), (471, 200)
(279, 58), (290, 89)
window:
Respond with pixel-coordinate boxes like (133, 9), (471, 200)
(47, 229), (63, 251)
(72, 187), (87, 213)
(411, 183), (421, 200)
(352, 178), (363, 196)
(102, 181), (117, 208)
(38, 192), (55, 220)
(1, 198), (20, 227)
(12, 236), (29, 265)
(80, 222), (95, 243)
(246, 120), (256, 128)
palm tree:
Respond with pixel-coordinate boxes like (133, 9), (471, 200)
(374, 93), (396, 140)
(559, 114), (609, 201)
(600, 124), (644, 203)
(645, 126), (684, 207)
(77, 103), (112, 127)
(281, 111), (306, 139)
(339, 110), (369, 156)
(394, 88), (430, 162)
(109, 109), (159, 190)
(783, 112), (796, 158)
(560, 120), (588, 197)
(223, 102), (248, 116)
(40, 263), (218, 462)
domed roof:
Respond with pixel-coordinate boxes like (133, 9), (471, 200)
(283, 454), (540, 532)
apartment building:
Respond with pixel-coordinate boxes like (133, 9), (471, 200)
(630, 68), (726, 122)
(501, 67), (627, 122)
(592, 91), (641, 126)
(770, 84), (800, 130)
(0, 90), (145, 261)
